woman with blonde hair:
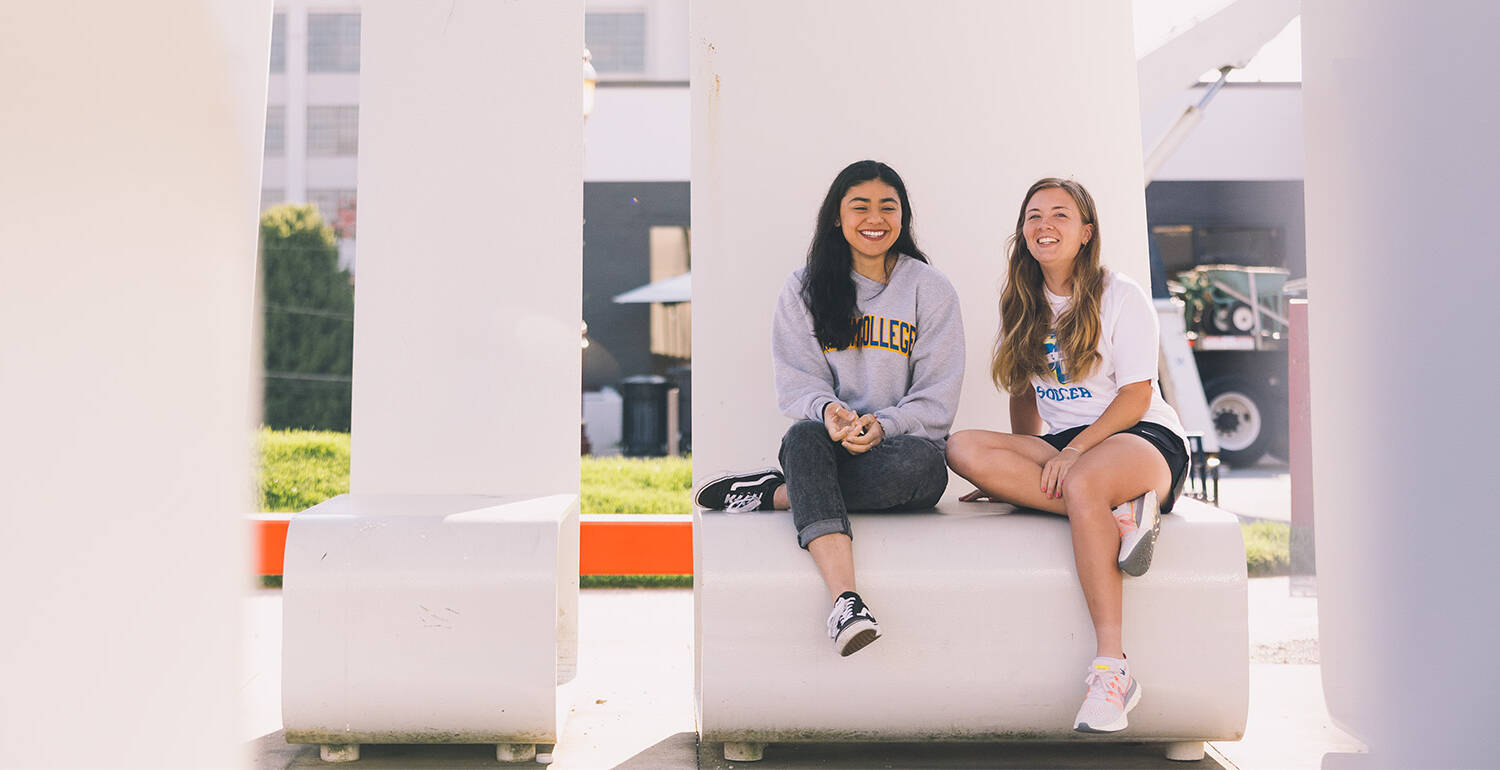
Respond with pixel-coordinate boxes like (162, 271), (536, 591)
(946, 177), (1188, 733)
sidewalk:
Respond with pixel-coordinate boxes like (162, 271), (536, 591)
(1212, 462), (1293, 524)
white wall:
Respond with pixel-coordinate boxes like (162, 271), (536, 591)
(691, 1), (1152, 479)
(1303, 1), (1499, 765)
(585, 86), (690, 182)
(1141, 85), (1304, 181)
(0, 2), (270, 767)
(351, 0), (582, 497)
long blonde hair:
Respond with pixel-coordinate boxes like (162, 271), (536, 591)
(991, 178), (1105, 395)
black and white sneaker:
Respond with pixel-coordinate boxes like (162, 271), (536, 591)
(827, 591), (881, 656)
(694, 468), (784, 512)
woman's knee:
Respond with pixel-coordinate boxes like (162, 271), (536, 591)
(909, 441), (949, 506)
(944, 430), (981, 473)
(782, 419), (826, 447)
(1061, 471), (1108, 512)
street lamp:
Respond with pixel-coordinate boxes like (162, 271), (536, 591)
(582, 48), (597, 119)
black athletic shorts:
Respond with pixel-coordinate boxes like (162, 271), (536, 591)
(1039, 420), (1188, 513)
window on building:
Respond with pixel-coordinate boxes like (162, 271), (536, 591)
(648, 226), (690, 360)
(308, 189), (357, 238)
(1150, 225), (1195, 279)
(307, 106), (358, 156)
(1152, 224), (1286, 281)
(260, 189), (284, 212)
(269, 13), (286, 73)
(264, 106), (285, 156)
(585, 11), (646, 76)
(1194, 226), (1283, 268)
(308, 13), (360, 73)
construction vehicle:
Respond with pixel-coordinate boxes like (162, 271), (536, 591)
(1169, 265), (1290, 467)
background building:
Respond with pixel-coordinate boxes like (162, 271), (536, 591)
(258, 1), (1304, 451)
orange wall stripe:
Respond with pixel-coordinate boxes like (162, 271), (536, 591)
(250, 513), (694, 577)
(251, 514), (293, 576)
(579, 516), (694, 575)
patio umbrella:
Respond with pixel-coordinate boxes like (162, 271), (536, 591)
(612, 272), (691, 304)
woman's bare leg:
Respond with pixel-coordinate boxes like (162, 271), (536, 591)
(946, 429), (1067, 513)
(806, 532), (855, 601)
(1060, 433), (1173, 657)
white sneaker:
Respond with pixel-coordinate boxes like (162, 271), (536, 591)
(1072, 656), (1140, 733)
(826, 591), (880, 657)
(1114, 489), (1160, 577)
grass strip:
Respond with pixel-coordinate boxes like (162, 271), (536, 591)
(580, 574), (692, 589)
(580, 455), (692, 515)
(1242, 520), (1290, 577)
(257, 427), (350, 512)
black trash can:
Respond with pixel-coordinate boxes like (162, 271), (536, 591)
(620, 375), (671, 457)
(667, 365), (691, 455)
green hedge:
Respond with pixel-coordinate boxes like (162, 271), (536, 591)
(256, 431), (1291, 580)
(579, 455), (692, 515)
(257, 427), (350, 512)
(1242, 520), (1291, 577)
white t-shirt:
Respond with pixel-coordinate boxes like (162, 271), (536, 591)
(1029, 269), (1187, 445)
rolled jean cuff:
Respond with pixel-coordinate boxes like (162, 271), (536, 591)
(796, 516), (850, 550)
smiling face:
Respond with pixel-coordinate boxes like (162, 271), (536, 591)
(1022, 186), (1094, 273)
(839, 180), (902, 262)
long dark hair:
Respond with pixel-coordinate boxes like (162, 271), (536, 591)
(802, 160), (930, 350)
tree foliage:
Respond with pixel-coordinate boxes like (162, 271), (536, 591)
(259, 204), (354, 430)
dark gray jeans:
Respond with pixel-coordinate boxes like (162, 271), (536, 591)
(778, 419), (948, 549)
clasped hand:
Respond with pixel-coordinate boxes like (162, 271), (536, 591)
(823, 403), (884, 454)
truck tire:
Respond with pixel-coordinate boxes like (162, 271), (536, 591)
(1211, 302), (1256, 334)
(1204, 374), (1271, 467)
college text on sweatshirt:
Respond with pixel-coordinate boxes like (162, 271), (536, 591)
(824, 314), (917, 356)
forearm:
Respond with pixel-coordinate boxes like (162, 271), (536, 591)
(1061, 383), (1151, 454)
(1009, 388), (1044, 435)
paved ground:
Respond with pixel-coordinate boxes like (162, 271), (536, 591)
(246, 463), (1362, 769)
(1210, 461), (1293, 524)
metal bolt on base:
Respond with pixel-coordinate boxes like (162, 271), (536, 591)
(497, 743), (537, 762)
(723, 741), (765, 761)
(319, 744), (359, 763)
(1165, 740), (1205, 761)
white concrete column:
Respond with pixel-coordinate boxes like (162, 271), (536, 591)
(351, 0), (583, 496)
(284, 0), (309, 202)
(0, 2), (271, 767)
(1303, 2), (1500, 766)
(691, 1), (1151, 476)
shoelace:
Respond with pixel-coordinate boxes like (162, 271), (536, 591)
(827, 596), (856, 638)
(1083, 667), (1128, 707)
(1112, 501), (1138, 537)
(723, 492), (763, 512)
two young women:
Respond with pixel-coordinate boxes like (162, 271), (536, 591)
(694, 161), (1189, 733)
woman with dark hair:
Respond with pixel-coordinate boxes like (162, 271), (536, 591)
(695, 160), (965, 657)
(946, 178), (1189, 733)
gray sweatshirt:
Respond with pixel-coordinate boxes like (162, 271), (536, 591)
(772, 254), (965, 444)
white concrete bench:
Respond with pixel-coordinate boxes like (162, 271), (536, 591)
(282, 494), (579, 763)
(695, 497), (1247, 762)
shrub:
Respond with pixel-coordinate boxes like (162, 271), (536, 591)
(257, 427), (350, 512)
(259, 204), (354, 431)
(580, 455), (692, 515)
(1242, 520), (1290, 577)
